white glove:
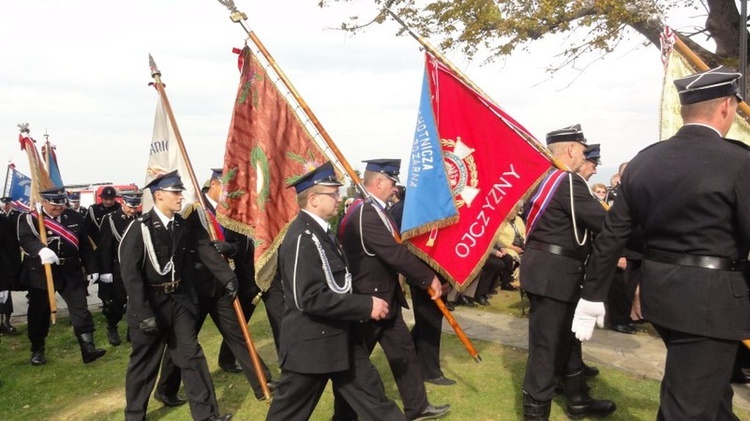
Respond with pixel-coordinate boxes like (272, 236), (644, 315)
(571, 298), (605, 341)
(38, 247), (59, 265)
(99, 273), (113, 284)
(87, 273), (100, 284)
(0, 290), (8, 305)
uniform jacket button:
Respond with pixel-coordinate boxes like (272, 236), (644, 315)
(374, 288), (378, 292)
(321, 331), (325, 335)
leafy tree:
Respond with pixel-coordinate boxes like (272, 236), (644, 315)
(318, 0), (748, 70)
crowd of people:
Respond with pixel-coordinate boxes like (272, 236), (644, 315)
(0, 65), (749, 421)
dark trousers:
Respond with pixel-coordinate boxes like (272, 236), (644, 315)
(217, 292), (257, 366)
(653, 324), (740, 421)
(125, 297), (218, 421)
(157, 293), (272, 399)
(262, 275), (284, 355)
(0, 292), (13, 314)
(334, 305), (428, 419)
(523, 293), (583, 402)
(409, 284), (444, 380)
(98, 276), (128, 328)
(607, 259), (641, 326)
(268, 340), (405, 421)
(27, 282), (94, 350)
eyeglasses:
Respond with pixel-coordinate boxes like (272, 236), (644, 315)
(314, 192), (341, 199)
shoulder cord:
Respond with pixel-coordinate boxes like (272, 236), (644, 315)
(108, 215), (123, 243)
(358, 201), (395, 257)
(310, 232), (351, 294)
(568, 172), (588, 246)
(89, 207), (101, 229)
(23, 213), (41, 256)
(195, 205), (209, 231)
(358, 204), (376, 257)
(140, 223), (174, 276)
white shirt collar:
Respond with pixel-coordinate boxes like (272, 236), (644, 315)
(371, 195), (387, 209)
(152, 206), (174, 227)
(206, 195), (218, 210)
(301, 209), (330, 232)
(684, 123), (722, 137)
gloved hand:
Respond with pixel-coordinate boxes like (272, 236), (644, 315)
(0, 290), (8, 305)
(99, 273), (113, 284)
(87, 273), (99, 284)
(212, 241), (237, 257)
(571, 298), (606, 341)
(138, 317), (158, 335)
(225, 277), (239, 299)
(38, 247), (59, 265)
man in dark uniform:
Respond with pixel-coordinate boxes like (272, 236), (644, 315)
(96, 191), (143, 346)
(0, 197), (22, 335)
(85, 185), (121, 244)
(18, 187), (105, 365)
(155, 168), (277, 403)
(0, 212), (19, 338)
(574, 66), (750, 420)
(520, 125), (615, 419)
(68, 192), (87, 217)
(119, 171), (234, 421)
(577, 143), (601, 182)
(335, 159), (450, 421)
(266, 161), (405, 421)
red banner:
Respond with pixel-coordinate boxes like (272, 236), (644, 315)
(404, 54), (551, 288)
(217, 46), (329, 288)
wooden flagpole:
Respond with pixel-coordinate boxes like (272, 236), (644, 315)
(148, 55), (271, 400)
(215, 0), (482, 363)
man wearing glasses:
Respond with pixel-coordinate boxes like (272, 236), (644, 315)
(18, 187), (106, 366)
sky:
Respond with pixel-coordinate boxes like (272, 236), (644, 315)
(0, 1), (703, 189)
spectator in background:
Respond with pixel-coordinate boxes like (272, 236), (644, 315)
(591, 183), (607, 201)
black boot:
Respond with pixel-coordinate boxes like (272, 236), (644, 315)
(77, 332), (106, 364)
(0, 314), (17, 335)
(107, 326), (121, 346)
(30, 346), (46, 366)
(563, 370), (616, 419)
(523, 391), (551, 420)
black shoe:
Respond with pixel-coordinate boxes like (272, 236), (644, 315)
(445, 301), (456, 311)
(154, 391), (187, 407)
(500, 283), (518, 291)
(413, 403), (450, 420)
(107, 327), (121, 346)
(456, 295), (477, 308)
(30, 350), (46, 366)
(566, 398), (617, 419)
(219, 361), (243, 373)
(77, 333), (106, 364)
(425, 376), (456, 386)
(731, 373), (750, 384)
(611, 324), (636, 334)
(583, 363), (599, 378)
(202, 414), (232, 421)
(476, 295), (490, 306)
(0, 314), (18, 335)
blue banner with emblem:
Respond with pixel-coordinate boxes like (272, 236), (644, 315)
(4, 164), (32, 210)
(400, 66), (459, 238)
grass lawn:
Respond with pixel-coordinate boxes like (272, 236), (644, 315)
(0, 299), (746, 420)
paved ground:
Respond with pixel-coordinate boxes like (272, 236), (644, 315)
(8, 289), (750, 412)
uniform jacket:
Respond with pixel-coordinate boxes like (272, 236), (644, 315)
(182, 199), (259, 299)
(18, 208), (97, 290)
(278, 211), (371, 374)
(0, 215), (18, 291)
(85, 202), (121, 244)
(584, 125), (750, 340)
(340, 199), (434, 319)
(118, 208), (236, 328)
(520, 172), (606, 302)
(96, 208), (138, 278)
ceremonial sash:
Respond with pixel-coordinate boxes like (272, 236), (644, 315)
(338, 198), (364, 241)
(338, 198), (400, 241)
(31, 211), (79, 249)
(524, 170), (568, 236)
(205, 207), (226, 242)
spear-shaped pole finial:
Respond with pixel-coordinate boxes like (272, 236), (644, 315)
(216, 0), (247, 23)
(149, 53), (161, 78)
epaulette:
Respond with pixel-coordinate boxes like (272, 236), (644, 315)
(138, 213), (152, 223)
(724, 137), (750, 151)
(181, 202), (201, 218)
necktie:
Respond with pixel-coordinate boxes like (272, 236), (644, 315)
(166, 221), (173, 233)
(326, 228), (338, 247)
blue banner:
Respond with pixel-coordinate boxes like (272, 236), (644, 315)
(400, 68), (458, 238)
(8, 166), (31, 210)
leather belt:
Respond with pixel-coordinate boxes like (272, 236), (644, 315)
(148, 281), (181, 294)
(57, 257), (80, 266)
(645, 249), (746, 272)
(526, 240), (588, 263)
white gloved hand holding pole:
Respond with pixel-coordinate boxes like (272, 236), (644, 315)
(571, 298), (606, 341)
(0, 290), (8, 305)
(87, 273), (100, 285)
(99, 273), (113, 284)
(38, 247), (59, 265)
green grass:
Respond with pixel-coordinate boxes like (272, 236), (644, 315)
(0, 300), (746, 420)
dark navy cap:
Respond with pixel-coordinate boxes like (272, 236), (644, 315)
(584, 143), (601, 165)
(100, 186), (118, 199)
(210, 168), (223, 180)
(122, 191), (143, 207)
(363, 159), (401, 182)
(41, 187), (67, 205)
(0, 197), (12, 203)
(288, 161), (342, 194)
(674, 66), (743, 105)
(546, 124), (587, 145)
(144, 170), (186, 194)
(67, 192), (81, 201)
